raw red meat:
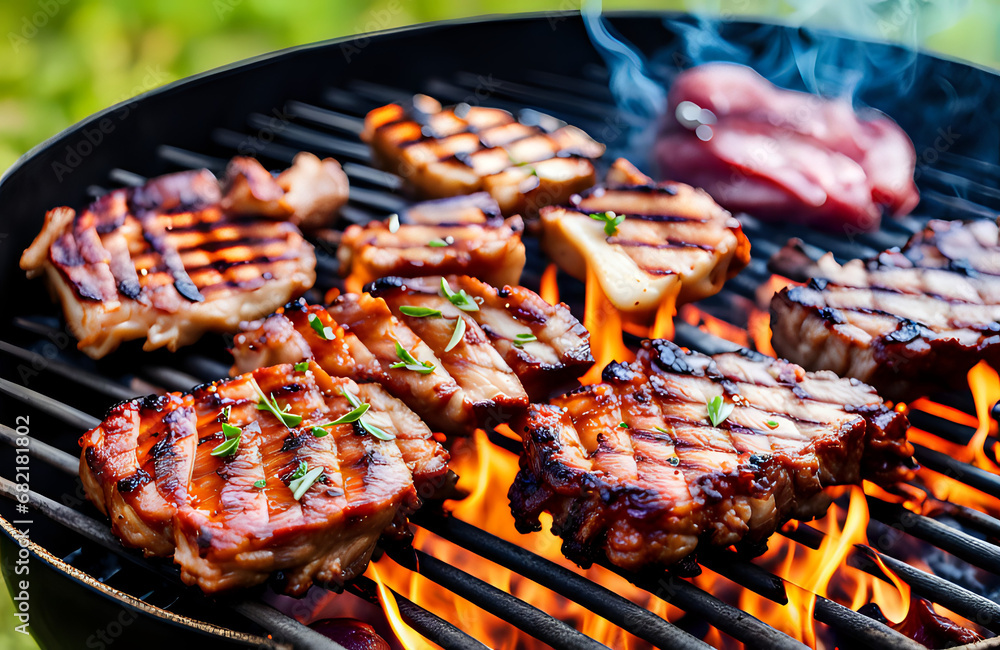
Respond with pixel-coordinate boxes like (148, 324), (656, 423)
(656, 63), (919, 233)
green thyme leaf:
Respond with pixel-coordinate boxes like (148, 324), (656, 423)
(341, 390), (396, 441)
(211, 433), (241, 457)
(253, 479), (267, 489)
(288, 460), (307, 481)
(706, 395), (735, 427)
(308, 312), (335, 341)
(513, 332), (537, 348)
(439, 277), (479, 312)
(617, 422), (628, 429)
(398, 305), (442, 318)
(289, 466), (325, 501)
(765, 420), (779, 429)
(445, 317), (466, 352)
(428, 238), (449, 247)
(654, 426), (670, 434)
(294, 361), (310, 372)
(328, 403), (371, 426)
(311, 426), (330, 438)
(251, 377), (303, 428)
(589, 211), (626, 237)
(221, 423), (242, 439)
(391, 340), (436, 374)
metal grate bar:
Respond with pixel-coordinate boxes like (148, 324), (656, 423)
(0, 340), (137, 402)
(389, 547), (612, 650)
(849, 546), (1000, 634)
(867, 496), (1000, 575)
(347, 576), (490, 650)
(0, 376), (99, 430)
(413, 511), (713, 650)
(0, 423), (77, 475)
(598, 558), (811, 650)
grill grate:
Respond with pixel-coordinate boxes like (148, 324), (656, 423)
(3, 56), (1000, 650)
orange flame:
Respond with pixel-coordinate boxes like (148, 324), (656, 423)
(539, 263), (560, 305)
(366, 563), (427, 649)
(581, 266), (633, 384)
(680, 304), (749, 348)
(339, 271), (993, 649)
(964, 361), (1000, 470)
(650, 284), (679, 340)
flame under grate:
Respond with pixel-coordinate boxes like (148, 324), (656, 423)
(3, 26), (1000, 650)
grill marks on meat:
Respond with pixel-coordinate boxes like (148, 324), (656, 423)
(21, 160), (322, 358)
(509, 339), (912, 572)
(362, 95), (603, 217)
(540, 162), (751, 325)
(79, 362), (448, 594)
(770, 219), (1000, 400)
(339, 193), (526, 290)
(232, 277), (593, 435)
(369, 275), (593, 400)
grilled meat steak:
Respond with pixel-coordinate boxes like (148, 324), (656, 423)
(232, 278), (592, 434)
(362, 95), (603, 217)
(770, 219), (1000, 401)
(20, 158), (327, 358)
(338, 193), (526, 290)
(656, 63), (919, 232)
(79, 361), (449, 594)
(221, 152), (349, 230)
(540, 160), (751, 325)
(509, 339), (912, 572)
(368, 275), (593, 400)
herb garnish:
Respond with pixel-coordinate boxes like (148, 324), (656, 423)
(589, 210), (626, 236)
(399, 305), (442, 318)
(445, 317), (466, 352)
(253, 479), (267, 489)
(512, 332), (537, 348)
(308, 313), (335, 341)
(428, 238), (449, 247)
(211, 422), (243, 457)
(654, 426), (670, 434)
(617, 422), (628, 429)
(706, 395), (735, 427)
(294, 360), (310, 372)
(251, 377), (303, 428)
(764, 420), (779, 429)
(342, 389), (395, 440)
(287, 460), (324, 501)
(439, 278), (479, 312)
(311, 403), (371, 438)
(390, 340), (436, 374)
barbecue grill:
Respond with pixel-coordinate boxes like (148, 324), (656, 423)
(3, 10), (1000, 649)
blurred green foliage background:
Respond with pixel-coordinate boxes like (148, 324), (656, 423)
(1, 1), (999, 648)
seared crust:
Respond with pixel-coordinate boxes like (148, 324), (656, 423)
(362, 95), (603, 217)
(338, 193), (526, 290)
(540, 171), (751, 325)
(20, 161), (319, 358)
(233, 277), (592, 434)
(770, 219), (1000, 400)
(79, 361), (448, 594)
(509, 339), (912, 572)
(370, 275), (593, 401)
